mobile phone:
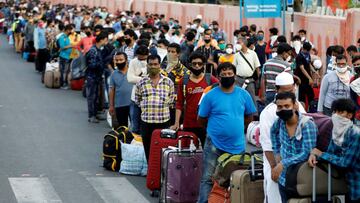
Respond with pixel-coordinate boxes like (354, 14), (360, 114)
(205, 63), (213, 75)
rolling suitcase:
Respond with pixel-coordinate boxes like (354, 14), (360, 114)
(160, 136), (202, 203)
(287, 162), (347, 203)
(230, 150), (264, 203)
(146, 129), (198, 197)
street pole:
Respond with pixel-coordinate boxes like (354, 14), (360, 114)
(282, 0), (286, 35)
(240, 0), (243, 28)
(291, 4), (294, 39)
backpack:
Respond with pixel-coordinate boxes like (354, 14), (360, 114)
(182, 72), (211, 98)
(102, 126), (134, 172)
(14, 21), (22, 33)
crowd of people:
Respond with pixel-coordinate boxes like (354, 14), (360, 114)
(1, 0), (360, 202)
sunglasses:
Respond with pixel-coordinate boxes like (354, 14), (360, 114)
(191, 62), (204, 67)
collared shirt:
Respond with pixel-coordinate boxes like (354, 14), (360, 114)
(33, 27), (47, 50)
(85, 45), (104, 79)
(320, 126), (360, 200)
(263, 56), (292, 92)
(135, 75), (175, 124)
(233, 49), (261, 78)
(270, 115), (317, 186)
(109, 70), (133, 108)
(58, 34), (72, 60)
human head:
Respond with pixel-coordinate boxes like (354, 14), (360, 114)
(212, 21), (219, 32)
(275, 91), (298, 121)
(147, 54), (162, 77)
(331, 98), (356, 120)
(203, 33), (212, 44)
(186, 32), (195, 43)
(277, 43), (293, 61)
(218, 38), (226, 50)
(95, 31), (109, 47)
(275, 72), (296, 94)
(302, 42), (312, 53)
(335, 54), (348, 68)
(352, 55), (360, 75)
(225, 44), (234, 55)
(269, 27), (278, 36)
(257, 30), (264, 41)
(167, 43), (181, 59)
(136, 45), (149, 61)
(346, 45), (358, 58)
(250, 24), (257, 34)
(157, 39), (169, 50)
(94, 24), (103, 36)
(113, 51), (128, 70)
(237, 36), (248, 50)
(333, 45), (345, 57)
(124, 29), (138, 46)
(64, 24), (73, 35)
(239, 26), (248, 37)
(298, 29), (307, 40)
(189, 52), (206, 76)
(217, 62), (236, 89)
(277, 35), (287, 43)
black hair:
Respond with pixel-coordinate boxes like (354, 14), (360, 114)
(336, 54), (347, 62)
(269, 27), (279, 35)
(277, 35), (287, 43)
(113, 51), (128, 62)
(58, 23), (65, 31)
(358, 38), (360, 44)
(292, 35), (301, 41)
(157, 39), (170, 47)
(333, 45), (345, 55)
(233, 29), (241, 36)
(147, 54), (161, 64)
(64, 24), (73, 31)
(331, 98), (356, 117)
(303, 42), (312, 51)
(139, 32), (152, 41)
(186, 32), (195, 41)
(135, 45), (149, 56)
(124, 29), (138, 40)
(250, 24), (257, 32)
(137, 39), (150, 48)
(240, 26), (248, 33)
(352, 55), (360, 64)
(298, 29), (307, 34)
(257, 30), (264, 34)
(168, 43), (181, 54)
(95, 31), (108, 43)
(162, 24), (170, 32)
(346, 45), (358, 53)
(217, 62), (236, 76)
(277, 43), (293, 55)
(94, 24), (103, 31)
(275, 91), (296, 104)
(326, 45), (335, 56)
(189, 51), (206, 63)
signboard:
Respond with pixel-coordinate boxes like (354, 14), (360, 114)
(288, 0), (294, 5)
(244, 0), (282, 18)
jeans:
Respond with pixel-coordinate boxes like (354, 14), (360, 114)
(278, 184), (288, 203)
(86, 76), (100, 118)
(115, 106), (130, 128)
(265, 91), (276, 105)
(198, 136), (225, 203)
(59, 57), (70, 87)
(130, 101), (141, 134)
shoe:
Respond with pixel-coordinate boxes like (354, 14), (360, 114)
(61, 85), (69, 90)
(88, 117), (100, 123)
(96, 114), (106, 121)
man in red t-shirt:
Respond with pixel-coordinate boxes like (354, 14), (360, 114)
(170, 52), (218, 146)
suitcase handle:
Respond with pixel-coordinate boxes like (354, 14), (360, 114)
(177, 135), (202, 151)
(312, 160), (332, 203)
(250, 150), (263, 179)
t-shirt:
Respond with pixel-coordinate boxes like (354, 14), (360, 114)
(198, 86), (257, 154)
(295, 52), (311, 84)
(109, 70), (133, 108)
(176, 75), (218, 128)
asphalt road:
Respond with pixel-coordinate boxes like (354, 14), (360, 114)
(0, 35), (157, 203)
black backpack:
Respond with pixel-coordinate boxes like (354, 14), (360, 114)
(102, 126), (134, 172)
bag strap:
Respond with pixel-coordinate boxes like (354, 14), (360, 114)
(239, 51), (254, 72)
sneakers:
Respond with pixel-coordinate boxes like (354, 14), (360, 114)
(96, 114), (107, 121)
(61, 85), (69, 90)
(88, 117), (100, 123)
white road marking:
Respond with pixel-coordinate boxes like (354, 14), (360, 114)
(87, 177), (150, 203)
(9, 177), (62, 203)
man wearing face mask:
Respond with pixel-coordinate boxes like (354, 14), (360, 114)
(233, 36), (261, 106)
(85, 32), (108, 123)
(127, 45), (149, 134)
(58, 24), (74, 89)
(350, 55), (360, 126)
(298, 29), (312, 47)
(211, 21), (226, 42)
(318, 55), (351, 116)
(78, 26), (95, 54)
(109, 52), (132, 128)
(262, 43), (293, 104)
(135, 55), (175, 162)
(34, 19), (49, 81)
(260, 72), (306, 203)
(197, 62), (257, 203)
(308, 98), (360, 203)
(180, 31), (195, 66)
(170, 52), (218, 146)
(116, 29), (137, 61)
(270, 92), (317, 203)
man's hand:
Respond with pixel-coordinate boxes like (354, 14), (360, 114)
(109, 106), (115, 116)
(170, 122), (180, 131)
(308, 154), (318, 168)
(271, 163), (283, 182)
(309, 78), (314, 86)
(311, 148), (323, 157)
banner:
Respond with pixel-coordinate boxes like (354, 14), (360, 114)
(326, 0), (350, 11)
(244, 0), (282, 18)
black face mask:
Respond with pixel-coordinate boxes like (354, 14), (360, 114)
(190, 67), (204, 76)
(85, 31), (91, 37)
(204, 39), (211, 44)
(124, 38), (132, 46)
(276, 109), (294, 121)
(116, 62), (126, 70)
(220, 76), (235, 88)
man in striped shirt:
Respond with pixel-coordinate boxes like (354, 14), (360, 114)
(135, 55), (176, 162)
(262, 43), (293, 105)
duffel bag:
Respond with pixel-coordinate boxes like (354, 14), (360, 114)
(102, 126), (134, 172)
(246, 121), (261, 147)
(119, 141), (147, 176)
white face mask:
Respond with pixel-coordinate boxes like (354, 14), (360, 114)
(331, 113), (353, 146)
(139, 60), (147, 68)
(108, 34), (113, 40)
(272, 52), (278, 58)
(301, 36), (306, 41)
(156, 47), (168, 60)
(226, 48), (233, 54)
(336, 66), (348, 74)
(235, 44), (242, 52)
(286, 56), (292, 62)
(292, 41), (302, 54)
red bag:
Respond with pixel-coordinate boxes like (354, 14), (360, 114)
(208, 181), (230, 203)
(71, 78), (85, 91)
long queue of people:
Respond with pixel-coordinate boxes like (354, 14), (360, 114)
(1, 1), (360, 202)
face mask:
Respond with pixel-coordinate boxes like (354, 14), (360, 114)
(301, 36), (306, 41)
(276, 109), (294, 121)
(331, 113), (353, 146)
(226, 48), (233, 54)
(271, 52), (278, 58)
(157, 47), (167, 59)
(235, 44), (242, 52)
(116, 62), (126, 70)
(85, 31), (91, 36)
(354, 67), (360, 75)
(204, 39), (211, 44)
(213, 27), (218, 32)
(190, 67), (204, 76)
(139, 60), (147, 67)
(250, 46), (255, 51)
(147, 67), (160, 76)
(219, 44), (226, 50)
(257, 35), (264, 41)
(286, 56), (292, 62)
(108, 34), (114, 40)
(124, 38), (132, 46)
(220, 76), (235, 88)
(335, 66), (348, 74)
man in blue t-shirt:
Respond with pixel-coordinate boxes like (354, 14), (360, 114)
(197, 62), (257, 203)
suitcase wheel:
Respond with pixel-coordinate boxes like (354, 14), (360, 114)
(150, 190), (160, 197)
